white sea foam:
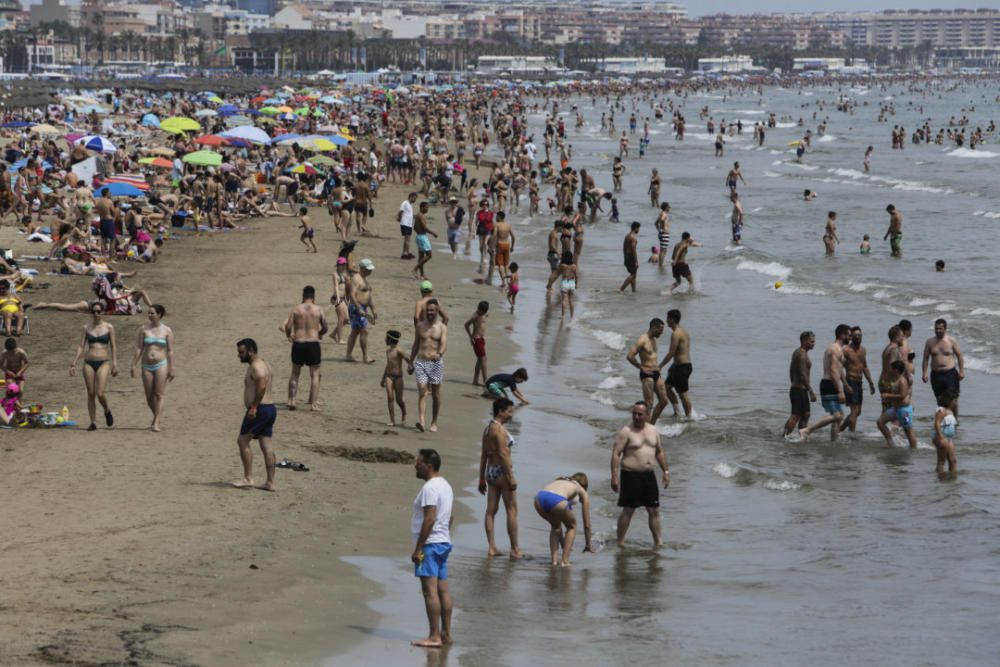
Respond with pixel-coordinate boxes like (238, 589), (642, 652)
(737, 260), (791, 278)
(713, 462), (739, 479)
(787, 163), (820, 171)
(725, 109), (765, 114)
(848, 282), (871, 292)
(598, 376), (626, 390)
(873, 290), (890, 300)
(764, 479), (801, 491)
(775, 122), (797, 128)
(817, 135), (836, 143)
(776, 284), (828, 296)
(935, 302), (957, 311)
(763, 170), (781, 178)
(590, 329), (626, 351)
(657, 423), (686, 438)
(829, 167), (866, 179)
(589, 391), (616, 407)
(886, 306), (920, 317)
(970, 307), (1000, 317)
(769, 150), (783, 155)
(723, 244), (746, 253)
(947, 147), (999, 159)
(963, 356), (999, 374)
(909, 297), (938, 307)
(982, 212), (1000, 219)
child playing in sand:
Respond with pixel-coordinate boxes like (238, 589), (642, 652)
(860, 234), (872, 254)
(464, 300), (489, 385)
(0, 337), (28, 390)
(507, 262), (520, 313)
(933, 389), (958, 476)
(298, 206), (317, 253)
(381, 330), (410, 427)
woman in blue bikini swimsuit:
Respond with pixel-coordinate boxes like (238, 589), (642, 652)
(130, 304), (175, 432)
(533, 473), (594, 567)
(69, 301), (118, 431)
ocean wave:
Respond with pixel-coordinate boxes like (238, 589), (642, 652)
(657, 423), (686, 438)
(787, 163), (820, 171)
(775, 283), (828, 296)
(886, 306), (920, 317)
(873, 290), (890, 300)
(935, 302), (957, 311)
(764, 479), (801, 491)
(723, 244), (747, 252)
(589, 391), (616, 406)
(817, 135), (836, 143)
(590, 329), (627, 351)
(763, 170), (781, 178)
(829, 167), (865, 179)
(598, 376), (626, 390)
(947, 147), (998, 159)
(909, 297), (938, 307)
(775, 122), (797, 128)
(848, 282), (872, 292)
(713, 462), (739, 478)
(723, 109), (765, 114)
(970, 307), (1000, 317)
(737, 260), (791, 278)
(963, 356), (999, 374)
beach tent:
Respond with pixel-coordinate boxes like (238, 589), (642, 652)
(141, 113), (161, 128)
(71, 156), (104, 183)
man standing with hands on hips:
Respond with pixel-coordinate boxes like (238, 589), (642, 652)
(411, 448), (454, 649)
(610, 401), (670, 548)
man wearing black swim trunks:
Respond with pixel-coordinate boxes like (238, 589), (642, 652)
(922, 318), (965, 417)
(619, 222), (640, 293)
(610, 402), (670, 547)
(281, 286), (328, 412)
(234, 338), (277, 492)
(659, 309), (694, 418)
(784, 331), (817, 436)
(627, 318), (669, 424)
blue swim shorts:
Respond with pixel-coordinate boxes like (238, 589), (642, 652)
(414, 542), (452, 580)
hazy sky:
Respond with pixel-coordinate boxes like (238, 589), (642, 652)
(687, 1), (992, 16)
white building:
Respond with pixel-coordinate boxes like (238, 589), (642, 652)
(381, 9), (427, 40)
(477, 55), (558, 74)
(697, 55), (756, 73)
(596, 56), (667, 74)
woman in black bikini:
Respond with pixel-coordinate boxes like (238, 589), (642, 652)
(69, 302), (118, 431)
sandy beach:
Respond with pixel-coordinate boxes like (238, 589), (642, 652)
(0, 175), (514, 666)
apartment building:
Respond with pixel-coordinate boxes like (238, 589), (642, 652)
(814, 9), (1000, 49)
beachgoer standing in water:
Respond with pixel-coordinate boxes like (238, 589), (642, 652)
(627, 317), (669, 424)
(799, 325), (850, 442)
(478, 398), (523, 560)
(534, 473), (594, 566)
(610, 401), (670, 547)
(784, 331), (817, 437)
(410, 448), (454, 648)
(884, 204), (903, 257)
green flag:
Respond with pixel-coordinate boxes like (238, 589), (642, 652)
(214, 45), (227, 55)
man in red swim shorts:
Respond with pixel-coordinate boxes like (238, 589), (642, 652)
(464, 300), (489, 386)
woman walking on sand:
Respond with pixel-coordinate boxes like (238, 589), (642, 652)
(130, 304), (175, 432)
(69, 302), (118, 431)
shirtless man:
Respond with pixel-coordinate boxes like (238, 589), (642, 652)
(879, 325), (905, 411)
(94, 189), (117, 257)
(668, 232), (701, 294)
(658, 309), (693, 418)
(414, 281), (449, 327)
(233, 338), (277, 492)
(492, 211), (515, 286)
(841, 326), (876, 432)
(784, 331), (817, 436)
(352, 175), (372, 236)
(799, 324), (851, 441)
(610, 401), (669, 547)
(412, 201), (437, 280)
(281, 285), (328, 411)
(884, 204), (903, 257)
(409, 299), (447, 433)
(619, 222), (640, 293)
(346, 259), (378, 364)
(464, 300), (489, 386)
(725, 161), (746, 194)
(627, 318), (669, 423)
(877, 360), (918, 448)
(922, 318), (964, 417)
(654, 202), (671, 268)
(478, 398), (522, 560)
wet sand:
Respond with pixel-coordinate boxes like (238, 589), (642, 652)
(0, 176), (516, 665)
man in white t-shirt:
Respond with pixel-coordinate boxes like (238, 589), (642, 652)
(398, 192), (417, 260)
(410, 448), (454, 648)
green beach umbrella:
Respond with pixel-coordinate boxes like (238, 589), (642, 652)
(182, 150), (223, 167)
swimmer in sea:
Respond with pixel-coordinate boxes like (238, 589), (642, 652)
(803, 189), (816, 201)
(533, 473), (593, 566)
(823, 211), (840, 255)
(932, 389), (958, 476)
(884, 204), (903, 257)
(860, 234), (872, 254)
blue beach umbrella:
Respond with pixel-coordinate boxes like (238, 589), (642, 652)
(93, 182), (144, 198)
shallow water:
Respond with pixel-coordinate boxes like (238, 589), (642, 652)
(330, 80), (1000, 666)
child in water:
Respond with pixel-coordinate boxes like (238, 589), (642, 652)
(506, 262), (520, 313)
(860, 234), (872, 254)
(609, 197), (620, 223)
(380, 330), (410, 426)
(933, 389), (958, 476)
(647, 246), (659, 264)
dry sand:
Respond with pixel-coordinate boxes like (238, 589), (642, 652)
(0, 177), (516, 665)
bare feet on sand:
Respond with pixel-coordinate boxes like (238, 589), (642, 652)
(509, 549), (524, 560)
(257, 482), (276, 492)
(428, 423), (438, 433)
(411, 637), (444, 649)
(231, 478), (255, 489)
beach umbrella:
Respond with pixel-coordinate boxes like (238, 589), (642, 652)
(138, 157), (174, 168)
(93, 182), (144, 198)
(77, 135), (117, 153)
(218, 104), (239, 116)
(195, 109), (218, 117)
(195, 135), (226, 147)
(78, 105), (107, 115)
(208, 95), (224, 104)
(275, 134), (303, 145)
(294, 106), (311, 116)
(276, 105), (294, 114)
(317, 124), (339, 133)
(96, 88), (114, 96)
(2, 121), (33, 128)
(222, 125), (271, 145)
(319, 96), (340, 104)
(225, 115), (252, 127)
(278, 113), (296, 122)
(302, 137), (336, 152)
(104, 174), (149, 190)
(32, 123), (60, 135)
(310, 155), (338, 167)
(141, 113), (160, 128)
(262, 98), (282, 105)
(333, 134), (352, 144)
(259, 106), (280, 116)
(289, 163), (321, 176)
(160, 116), (201, 134)
(182, 150), (223, 167)
(256, 117), (277, 126)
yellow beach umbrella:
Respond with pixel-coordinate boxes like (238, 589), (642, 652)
(160, 116), (201, 134)
(303, 137), (336, 152)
